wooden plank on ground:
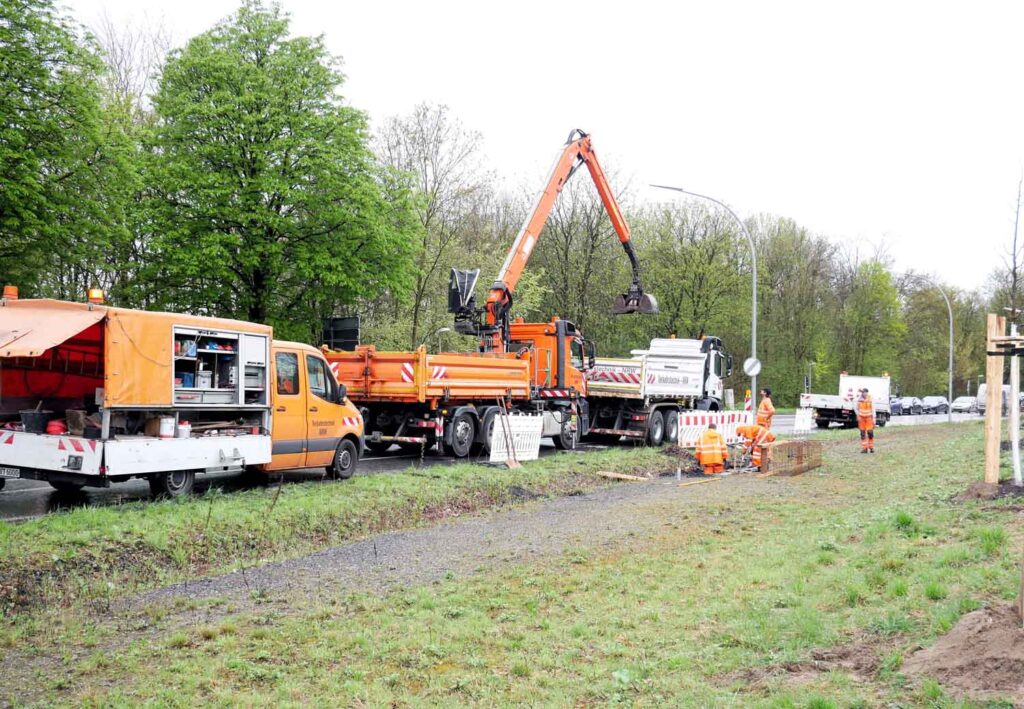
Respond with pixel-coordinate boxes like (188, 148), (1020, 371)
(593, 471), (649, 482)
(678, 477), (720, 488)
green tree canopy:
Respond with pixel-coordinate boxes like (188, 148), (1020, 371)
(144, 1), (419, 340)
(0, 0), (125, 292)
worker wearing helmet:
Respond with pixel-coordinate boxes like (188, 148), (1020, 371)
(856, 388), (875, 453)
(696, 422), (728, 475)
(736, 423), (776, 470)
(756, 388), (775, 429)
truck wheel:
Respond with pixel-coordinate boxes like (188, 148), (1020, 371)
(552, 416), (579, 450)
(876, 416), (887, 428)
(647, 410), (665, 446)
(149, 470), (195, 498)
(664, 410), (679, 444)
(326, 439), (358, 480)
(48, 480), (85, 493)
(0, 478), (4, 491)
(365, 439), (392, 455)
(472, 409), (499, 456)
(815, 419), (830, 429)
(445, 413), (475, 458)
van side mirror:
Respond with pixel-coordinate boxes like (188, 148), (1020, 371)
(337, 383), (348, 403)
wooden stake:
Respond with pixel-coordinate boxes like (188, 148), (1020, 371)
(984, 314), (1006, 485)
(678, 477), (720, 488)
(593, 471), (648, 482)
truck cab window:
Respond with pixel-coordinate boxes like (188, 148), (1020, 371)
(276, 353), (299, 395)
(306, 355), (335, 401)
(571, 339), (584, 370)
(714, 354), (723, 377)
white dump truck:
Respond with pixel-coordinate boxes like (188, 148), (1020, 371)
(585, 336), (732, 445)
(799, 373), (891, 429)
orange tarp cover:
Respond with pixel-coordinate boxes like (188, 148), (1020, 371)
(1, 299), (272, 407)
(0, 301), (105, 358)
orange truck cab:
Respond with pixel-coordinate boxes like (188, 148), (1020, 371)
(0, 293), (363, 497)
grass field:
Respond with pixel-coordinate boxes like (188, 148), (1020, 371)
(0, 446), (670, 617)
(4, 423), (1022, 706)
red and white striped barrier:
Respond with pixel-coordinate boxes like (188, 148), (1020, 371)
(676, 411), (753, 447)
(536, 389), (571, 398)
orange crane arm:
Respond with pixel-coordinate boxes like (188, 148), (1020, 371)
(484, 130), (655, 343)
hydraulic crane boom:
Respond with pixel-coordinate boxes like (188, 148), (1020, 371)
(449, 129), (657, 353)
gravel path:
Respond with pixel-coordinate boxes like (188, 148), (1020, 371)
(127, 471), (800, 618)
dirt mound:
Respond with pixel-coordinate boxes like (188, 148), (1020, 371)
(902, 603), (1024, 702)
(954, 481), (1024, 503)
(717, 640), (881, 687)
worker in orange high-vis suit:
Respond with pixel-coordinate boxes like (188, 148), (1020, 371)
(696, 422), (728, 475)
(756, 387), (776, 430)
(736, 423), (776, 470)
(856, 387), (875, 453)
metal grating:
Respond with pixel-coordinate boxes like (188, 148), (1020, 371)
(761, 439), (823, 476)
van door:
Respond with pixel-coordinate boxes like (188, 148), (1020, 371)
(304, 353), (343, 467)
(269, 349), (307, 469)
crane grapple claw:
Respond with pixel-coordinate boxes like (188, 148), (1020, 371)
(612, 291), (659, 315)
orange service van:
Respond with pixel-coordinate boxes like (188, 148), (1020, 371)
(0, 290), (363, 496)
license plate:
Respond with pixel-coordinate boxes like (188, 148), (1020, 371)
(0, 466), (20, 479)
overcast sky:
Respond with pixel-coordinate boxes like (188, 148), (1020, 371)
(65, 0), (1024, 291)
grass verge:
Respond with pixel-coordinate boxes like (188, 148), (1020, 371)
(8, 422), (1023, 706)
(0, 446), (668, 616)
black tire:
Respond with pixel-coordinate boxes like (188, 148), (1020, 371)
(815, 419), (830, 429)
(48, 480), (85, 493)
(326, 439), (358, 480)
(647, 410), (665, 446)
(876, 416), (887, 428)
(552, 413), (579, 450)
(365, 439), (392, 455)
(0, 478), (6, 491)
(664, 410), (679, 444)
(149, 470), (195, 498)
(444, 412), (475, 458)
(472, 410), (499, 456)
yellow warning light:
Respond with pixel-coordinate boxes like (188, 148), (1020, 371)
(87, 288), (105, 304)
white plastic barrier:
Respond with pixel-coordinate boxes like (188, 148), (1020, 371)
(489, 413), (544, 463)
(676, 411), (753, 447)
(793, 408), (814, 436)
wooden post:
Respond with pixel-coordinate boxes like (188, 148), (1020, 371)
(984, 314), (1006, 485)
(1012, 324), (1023, 486)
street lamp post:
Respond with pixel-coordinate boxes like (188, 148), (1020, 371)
(650, 185), (759, 412)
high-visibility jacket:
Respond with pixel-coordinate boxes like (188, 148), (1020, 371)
(856, 395), (875, 431)
(696, 429), (728, 466)
(756, 397), (776, 429)
(736, 424), (776, 466)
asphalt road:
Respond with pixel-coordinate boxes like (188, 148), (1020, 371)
(0, 412), (981, 523)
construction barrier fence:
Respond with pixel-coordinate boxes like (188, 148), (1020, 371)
(676, 411), (753, 447)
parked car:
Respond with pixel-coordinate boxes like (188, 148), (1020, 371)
(976, 384), (1010, 415)
(889, 396), (903, 416)
(921, 396), (949, 414)
(951, 396), (977, 413)
(899, 396), (923, 415)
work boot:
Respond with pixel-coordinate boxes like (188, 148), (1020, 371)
(869, 448), (875, 454)
(860, 449), (867, 454)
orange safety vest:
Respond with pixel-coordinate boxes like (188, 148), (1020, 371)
(696, 429), (728, 466)
(856, 396), (874, 418)
(756, 397), (775, 428)
(737, 424), (776, 465)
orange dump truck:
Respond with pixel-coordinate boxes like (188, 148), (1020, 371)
(0, 290), (363, 496)
(325, 316), (592, 457)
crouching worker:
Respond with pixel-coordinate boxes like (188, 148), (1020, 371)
(696, 422), (728, 475)
(736, 423), (776, 471)
(856, 387), (875, 453)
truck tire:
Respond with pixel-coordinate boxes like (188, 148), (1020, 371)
(647, 410), (665, 446)
(48, 480), (85, 493)
(149, 470), (195, 498)
(664, 410), (679, 444)
(326, 439), (358, 479)
(445, 412), (475, 458)
(815, 419), (830, 429)
(472, 409), (499, 455)
(365, 439), (392, 455)
(0, 478), (5, 491)
(552, 413), (579, 450)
